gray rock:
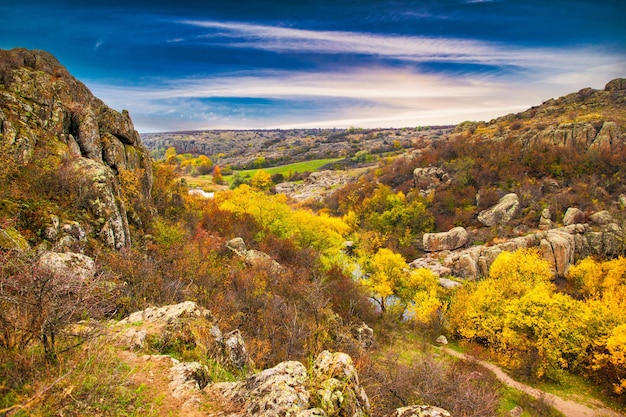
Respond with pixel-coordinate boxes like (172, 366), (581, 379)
(409, 257), (452, 277)
(590, 121), (622, 152)
(386, 405), (452, 417)
(605, 78), (626, 91)
(413, 166), (450, 191)
(435, 335), (448, 345)
(207, 361), (310, 417)
(312, 351), (370, 417)
(423, 227), (469, 252)
(438, 277), (461, 289)
(120, 301), (213, 326)
(223, 329), (250, 371)
(0, 48), (153, 250)
(589, 210), (613, 226)
(478, 193), (519, 227)
(37, 251), (95, 279)
(539, 208), (552, 230)
(563, 207), (585, 226)
(227, 237), (247, 255)
(169, 361), (210, 398)
(352, 322), (374, 349)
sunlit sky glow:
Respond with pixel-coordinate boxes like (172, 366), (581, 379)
(1, 0), (625, 132)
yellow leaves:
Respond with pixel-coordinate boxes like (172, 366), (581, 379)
(216, 185), (350, 264)
(410, 290), (444, 325)
(568, 256), (626, 296)
(250, 170), (272, 191)
(489, 249), (552, 287)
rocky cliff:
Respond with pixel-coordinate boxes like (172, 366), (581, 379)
(0, 48), (152, 249)
(454, 78), (626, 153)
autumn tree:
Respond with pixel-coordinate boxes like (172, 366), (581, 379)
(213, 165), (224, 185)
(361, 248), (443, 322)
(250, 170), (273, 191)
(449, 249), (588, 380)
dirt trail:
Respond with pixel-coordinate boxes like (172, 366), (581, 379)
(440, 347), (624, 417)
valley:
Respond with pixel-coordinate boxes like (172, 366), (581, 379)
(1, 47), (625, 417)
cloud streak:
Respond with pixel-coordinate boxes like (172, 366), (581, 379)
(180, 19), (620, 71)
(89, 67), (581, 131)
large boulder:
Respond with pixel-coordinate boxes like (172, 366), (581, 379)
(563, 207), (585, 226)
(207, 361), (311, 417)
(37, 250), (96, 279)
(478, 193), (519, 227)
(205, 350), (371, 417)
(423, 227), (469, 252)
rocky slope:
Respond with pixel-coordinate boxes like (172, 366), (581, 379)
(454, 78), (626, 153)
(113, 301), (451, 417)
(0, 48), (152, 250)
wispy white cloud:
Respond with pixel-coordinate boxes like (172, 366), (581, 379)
(87, 20), (625, 131)
(84, 68), (560, 131)
(180, 19), (620, 71)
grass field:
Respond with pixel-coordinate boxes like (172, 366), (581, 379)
(230, 158), (344, 179)
(184, 157), (345, 190)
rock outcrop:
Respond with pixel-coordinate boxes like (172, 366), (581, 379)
(206, 350), (371, 417)
(37, 250), (96, 280)
(412, 212), (624, 279)
(423, 227), (469, 252)
(117, 301), (252, 371)
(0, 48), (152, 249)
(274, 170), (352, 202)
(114, 302), (449, 417)
(478, 193), (519, 227)
(227, 237), (285, 274)
(413, 166), (450, 195)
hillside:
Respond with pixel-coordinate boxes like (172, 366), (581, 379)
(141, 126), (452, 170)
(1, 47), (626, 417)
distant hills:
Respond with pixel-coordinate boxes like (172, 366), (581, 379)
(141, 126), (453, 169)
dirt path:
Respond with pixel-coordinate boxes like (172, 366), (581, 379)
(440, 347), (624, 417)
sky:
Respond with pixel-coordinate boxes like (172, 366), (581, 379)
(1, 1), (625, 132)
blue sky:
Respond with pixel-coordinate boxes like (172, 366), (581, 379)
(1, 0), (625, 132)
